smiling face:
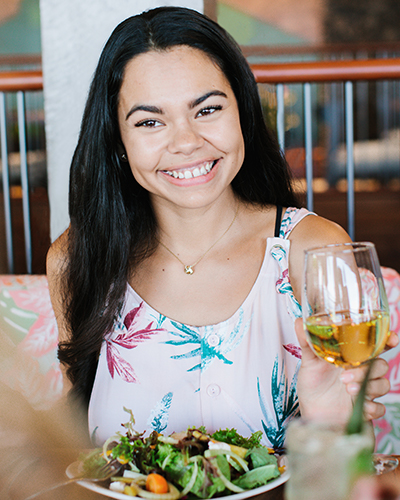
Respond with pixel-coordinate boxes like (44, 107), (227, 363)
(117, 46), (245, 212)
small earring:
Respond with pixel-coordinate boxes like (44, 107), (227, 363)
(121, 153), (128, 162)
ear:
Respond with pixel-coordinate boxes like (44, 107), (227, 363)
(117, 143), (128, 162)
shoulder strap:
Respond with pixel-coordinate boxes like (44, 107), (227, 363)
(279, 207), (316, 239)
(274, 205), (283, 237)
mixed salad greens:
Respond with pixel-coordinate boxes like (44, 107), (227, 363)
(80, 409), (284, 498)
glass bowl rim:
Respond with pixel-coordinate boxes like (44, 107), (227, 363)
(305, 241), (375, 256)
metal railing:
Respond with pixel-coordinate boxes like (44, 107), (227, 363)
(1, 58), (400, 272)
(0, 71), (43, 273)
(242, 40), (400, 59)
(251, 58), (400, 240)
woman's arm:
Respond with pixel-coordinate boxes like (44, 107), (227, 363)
(46, 229), (73, 395)
(46, 229), (70, 344)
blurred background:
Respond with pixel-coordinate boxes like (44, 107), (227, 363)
(0, 0), (399, 274)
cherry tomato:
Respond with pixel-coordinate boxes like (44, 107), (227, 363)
(146, 473), (169, 494)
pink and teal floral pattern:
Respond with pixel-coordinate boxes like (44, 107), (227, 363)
(106, 302), (167, 383)
(1, 248), (399, 449)
(258, 357), (300, 449)
(0, 275), (63, 410)
(166, 308), (250, 374)
(374, 266), (400, 453)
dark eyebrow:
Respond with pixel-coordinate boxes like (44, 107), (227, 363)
(125, 104), (163, 121)
(190, 90), (227, 109)
(125, 90), (227, 121)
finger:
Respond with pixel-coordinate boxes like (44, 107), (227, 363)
(370, 357), (389, 379)
(341, 366), (367, 385)
(342, 375), (390, 402)
(366, 377), (391, 400)
(363, 399), (386, 421)
(341, 358), (389, 385)
(384, 331), (399, 352)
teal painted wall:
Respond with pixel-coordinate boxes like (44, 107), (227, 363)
(217, 3), (306, 46)
(0, 0), (41, 54)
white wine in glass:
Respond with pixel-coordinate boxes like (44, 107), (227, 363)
(303, 242), (390, 368)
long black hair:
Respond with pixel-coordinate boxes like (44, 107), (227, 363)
(58, 6), (299, 407)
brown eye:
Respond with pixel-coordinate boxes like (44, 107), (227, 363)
(135, 119), (162, 128)
(196, 105), (222, 118)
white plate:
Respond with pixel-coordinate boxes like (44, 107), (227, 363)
(66, 459), (289, 500)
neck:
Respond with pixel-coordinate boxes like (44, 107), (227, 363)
(154, 193), (239, 254)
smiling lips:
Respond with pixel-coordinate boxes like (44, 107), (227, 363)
(162, 160), (217, 180)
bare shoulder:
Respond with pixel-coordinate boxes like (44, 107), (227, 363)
(288, 213), (352, 301)
(46, 228), (70, 281)
(289, 213), (352, 251)
(46, 228), (71, 342)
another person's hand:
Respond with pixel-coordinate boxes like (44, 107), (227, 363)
(294, 318), (397, 423)
(350, 476), (400, 500)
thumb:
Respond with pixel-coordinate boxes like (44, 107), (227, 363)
(294, 317), (316, 364)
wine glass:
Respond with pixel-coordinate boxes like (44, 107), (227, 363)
(302, 242), (390, 368)
(302, 242), (397, 475)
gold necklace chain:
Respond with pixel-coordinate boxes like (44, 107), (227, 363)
(159, 205), (239, 275)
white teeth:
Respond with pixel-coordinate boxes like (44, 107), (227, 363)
(164, 160), (216, 180)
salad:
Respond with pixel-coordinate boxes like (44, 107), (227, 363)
(80, 409), (284, 498)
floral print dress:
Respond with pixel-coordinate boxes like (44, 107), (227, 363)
(88, 207), (315, 447)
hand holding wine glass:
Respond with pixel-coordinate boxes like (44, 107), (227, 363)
(295, 241), (394, 424)
(302, 242), (390, 369)
(286, 242), (397, 500)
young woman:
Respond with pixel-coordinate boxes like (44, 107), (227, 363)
(47, 6), (392, 447)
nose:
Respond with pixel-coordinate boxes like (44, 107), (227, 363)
(168, 120), (204, 155)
